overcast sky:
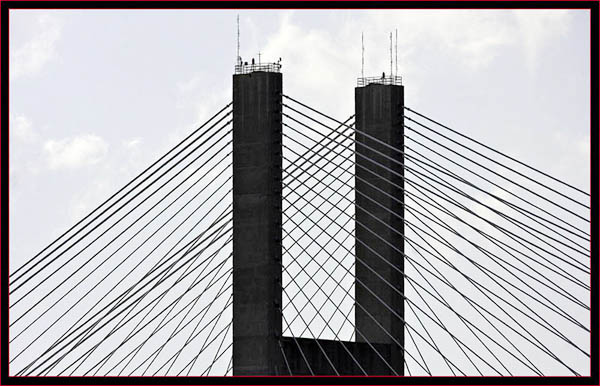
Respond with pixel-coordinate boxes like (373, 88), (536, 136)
(9, 9), (590, 265)
(8, 9), (591, 376)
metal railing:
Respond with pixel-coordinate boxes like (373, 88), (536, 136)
(357, 75), (402, 87)
(234, 63), (282, 75)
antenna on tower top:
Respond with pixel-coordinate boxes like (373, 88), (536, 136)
(237, 15), (241, 65)
(361, 32), (365, 79)
(395, 29), (398, 76)
(389, 32), (392, 77)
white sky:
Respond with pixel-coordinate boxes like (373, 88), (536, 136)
(8, 9), (591, 376)
(9, 9), (590, 266)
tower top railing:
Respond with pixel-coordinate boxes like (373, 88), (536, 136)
(234, 62), (282, 75)
(357, 75), (402, 87)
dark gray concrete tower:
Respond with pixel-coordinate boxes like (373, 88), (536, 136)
(354, 83), (404, 375)
(232, 71), (283, 375)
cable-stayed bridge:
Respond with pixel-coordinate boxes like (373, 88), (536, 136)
(8, 66), (591, 377)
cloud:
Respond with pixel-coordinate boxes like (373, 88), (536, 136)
(170, 72), (231, 149)
(364, 10), (573, 72)
(363, 11), (515, 70)
(260, 12), (357, 122)
(123, 137), (142, 149)
(10, 14), (62, 80)
(118, 137), (146, 176)
(44, 134), (109, 170)
(577, 135), (590, 158)
(12, 114), (37, 142)
(513, 10), (572, 70)
(9, 114), (41, 190)
(250, 9), (579, 150)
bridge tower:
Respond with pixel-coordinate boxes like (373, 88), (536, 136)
(232, 65), (404, 375)
(232, 68), (284, 375)
(355, 79), (405, 375)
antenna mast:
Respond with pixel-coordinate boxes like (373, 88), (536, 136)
(361, 32), (365, 79)
(395, 29), (398, 76)
(237, 15), (241, 65)
(389, 32), (393, 77)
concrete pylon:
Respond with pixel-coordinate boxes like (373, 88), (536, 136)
(232, 71), (284, 375)
(232, 72), (404, 375)
(354, 83), (405, 375)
